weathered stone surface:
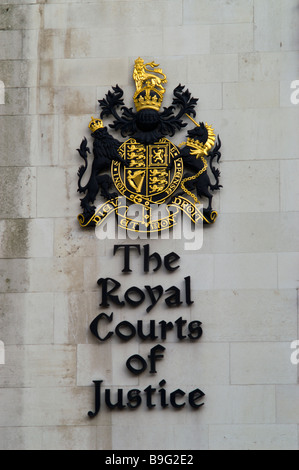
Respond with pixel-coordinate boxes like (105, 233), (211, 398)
(0, 0), (298, 451)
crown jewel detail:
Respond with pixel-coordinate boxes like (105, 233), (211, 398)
(89, 116), (104, 132)
(133, 57), (167, 112)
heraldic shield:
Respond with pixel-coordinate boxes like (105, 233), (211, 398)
(113, 138), (183, 204)
(76, 58), (222, 232)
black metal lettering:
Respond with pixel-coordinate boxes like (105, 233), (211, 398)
(170, 389), (186, 408)
(164, 252), (180, 271)
(184, 276), (193, 305)
(105, 388), (126, 410)
(175, 317), (187, 339)
(143, 244), (162, 272)
(159, 320), (174, 340)
(127, 389), (142, 409)
(158, 379), (168, 408)
(144, 285), (163, 313)
(144, 384), (156, 408)
(97, 277), (124, 308)
(90, 312), (113, 342)
(126, 354), (147, 375)
(188, 321), (203, 340)
(165, 286), (182, 307)
(188, 388), (205, 408)
(148, 344), (165, 373)
(113, 244), (141, 273)
(124, 286), (145, 307)
(137, 320), (158, 340)
(88, 380), (103, 418)
(115, 320), (136, 341)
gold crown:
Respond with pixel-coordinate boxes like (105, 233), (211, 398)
(133, 87), (164, 112)
(89, 116), (104, 132)
(132, 57), (167, 112)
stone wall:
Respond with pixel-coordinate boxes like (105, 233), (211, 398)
(0, 0), (298, 450)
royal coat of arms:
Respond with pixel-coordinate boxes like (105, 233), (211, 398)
(76, 58), (222, 232)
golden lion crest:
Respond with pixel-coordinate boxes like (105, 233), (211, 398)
(76, 58), (222, 232)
